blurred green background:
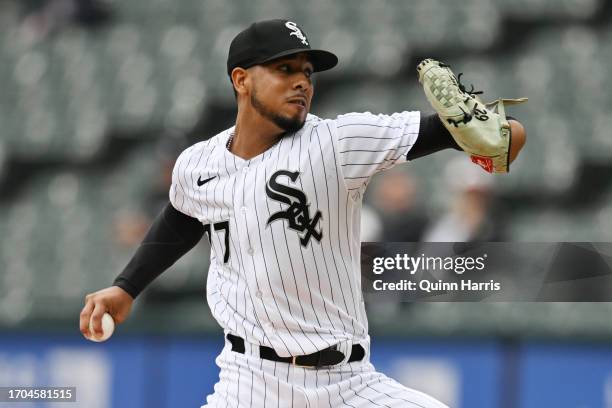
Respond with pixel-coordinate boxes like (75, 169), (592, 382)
(1, 0), (612, 336)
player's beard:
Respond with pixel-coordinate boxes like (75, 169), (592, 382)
(250, 88), (306, 134)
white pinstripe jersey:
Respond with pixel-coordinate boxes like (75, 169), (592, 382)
(170, 111), (420, 357)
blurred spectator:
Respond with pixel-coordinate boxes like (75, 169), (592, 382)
(113, 209), (150, 248)
(20, 0), (113, 42)
(424, 158), (505, 242)
(369, 168), (429, 242)
(145, 131), (190, 214)
(112, 131), (188, 249)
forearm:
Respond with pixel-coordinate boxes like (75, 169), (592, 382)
(113, 202), (205, 298)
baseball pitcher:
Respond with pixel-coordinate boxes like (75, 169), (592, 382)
(80, 19), (526, 407)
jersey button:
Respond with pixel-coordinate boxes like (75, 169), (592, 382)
(255, 290), (263, 298)
(240, 206), (247, 214)
(247, 247), (254, 255)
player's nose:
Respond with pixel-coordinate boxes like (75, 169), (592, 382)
(292, 73), (312, 92)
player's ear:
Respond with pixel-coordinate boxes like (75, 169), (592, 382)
(231, 67), (249, 97)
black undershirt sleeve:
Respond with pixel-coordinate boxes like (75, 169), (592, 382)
(407, 113), (518, 160)
(406, 113), (461, 160)
(113, 202), (205, 299)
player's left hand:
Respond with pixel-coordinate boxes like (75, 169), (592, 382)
(418, 58), (527, 173)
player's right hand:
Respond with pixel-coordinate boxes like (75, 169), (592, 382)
(79, 286), (133, 339)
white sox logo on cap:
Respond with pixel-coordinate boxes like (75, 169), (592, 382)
(285, 21), (309, 46)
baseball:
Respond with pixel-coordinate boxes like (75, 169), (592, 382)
(88, 312), (115, 342)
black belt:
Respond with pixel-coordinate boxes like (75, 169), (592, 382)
(227, 334), (365, 368)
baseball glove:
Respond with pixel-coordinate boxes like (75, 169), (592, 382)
(417, 58), (527, 173)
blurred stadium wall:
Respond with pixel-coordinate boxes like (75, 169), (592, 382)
(1, 0), (612, 407)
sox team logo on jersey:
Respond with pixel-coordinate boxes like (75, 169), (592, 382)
(265, 169), (322, 246)
(285, 21), (309, 46)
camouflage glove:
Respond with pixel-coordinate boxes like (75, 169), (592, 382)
(417, 58), (527, 173)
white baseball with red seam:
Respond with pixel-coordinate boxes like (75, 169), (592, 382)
(88, 312), (115, 342)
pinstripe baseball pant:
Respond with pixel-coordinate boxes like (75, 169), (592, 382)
(201, 337), (449, 408)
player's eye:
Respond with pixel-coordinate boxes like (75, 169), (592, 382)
(304, 68), (313, 78)
(278, 64), (290, 72)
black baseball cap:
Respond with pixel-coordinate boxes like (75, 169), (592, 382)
(227, 19), (338, 76)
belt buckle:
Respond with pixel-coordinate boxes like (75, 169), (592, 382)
(291, 356), (316, 369)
